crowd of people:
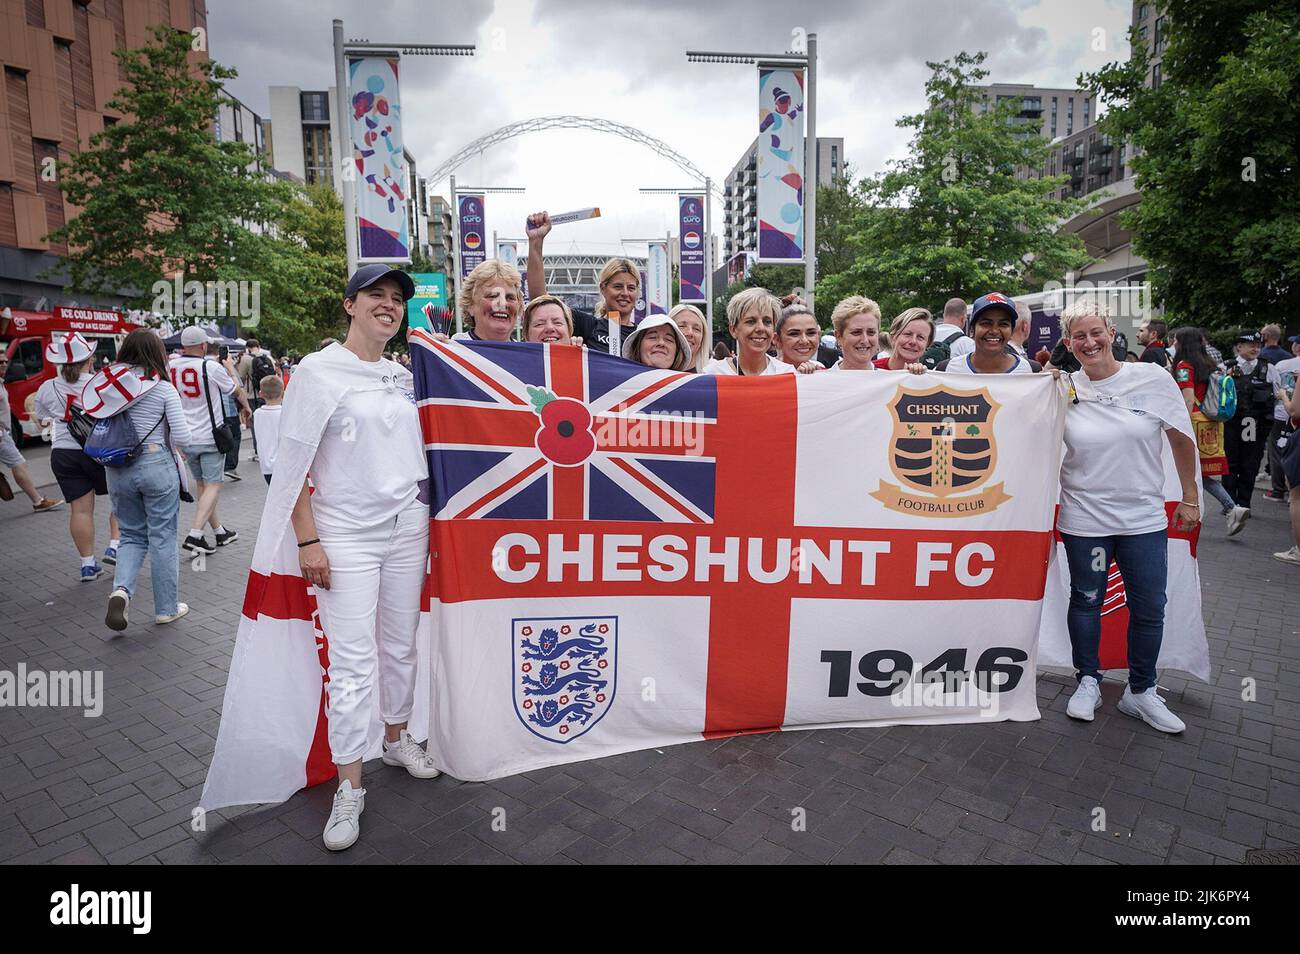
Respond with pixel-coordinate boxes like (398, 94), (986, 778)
(10, 237), (1298, 853)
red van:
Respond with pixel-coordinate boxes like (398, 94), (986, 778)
(1, 306), (143, 445)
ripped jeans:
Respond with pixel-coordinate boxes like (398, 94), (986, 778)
(1059, 530), (1167, 692)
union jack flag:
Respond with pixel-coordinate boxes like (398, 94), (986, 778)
(410, 333), (717, 523)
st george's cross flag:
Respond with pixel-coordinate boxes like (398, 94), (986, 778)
(409, 333), (1201, 784)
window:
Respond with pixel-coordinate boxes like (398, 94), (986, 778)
(16, 339), (44, 378)
(300, 91), (329, 122)
(1152, 63), (1162, 89)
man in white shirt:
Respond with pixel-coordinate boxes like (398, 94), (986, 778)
(1010, 301), (1032, 359)
(933, 297), (974, 359)
(169, 326), (251, 554)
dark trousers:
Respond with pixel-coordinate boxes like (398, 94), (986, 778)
(1223, 413), (1268, 508)
(1061, 530), (1168, 692)
(223, 415), (242, 472)
(1268, 418), (1294, 494)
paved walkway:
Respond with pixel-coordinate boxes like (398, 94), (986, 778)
(1, 441), (1297, 864)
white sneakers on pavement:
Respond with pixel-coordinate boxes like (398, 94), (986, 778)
(1117, 685), (1186, 733)
(1066, 675), (1102, 721)
(155, 603), (189, 625)
(322, 780), (365, 851)
(1225, 505), (1250, 536)
(105, 588), (129, 632)
(1274, 546), (1300, 567)
(382, 730), (442, 779)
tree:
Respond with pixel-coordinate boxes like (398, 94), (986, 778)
(816, 52), (1092, 320)
(47, 25), (287, 313)
(1081, 1), (1300, 331)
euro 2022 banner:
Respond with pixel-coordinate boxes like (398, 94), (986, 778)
(348, 56), (410, 261)
(410, 338), (1067, 781)
(459, 195), (486, 279)
(678, 195), (706, 302)
(757, 66), (806, 263)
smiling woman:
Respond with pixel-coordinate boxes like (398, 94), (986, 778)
(704, 287), (795, 376)
(456, 259), (523, 342)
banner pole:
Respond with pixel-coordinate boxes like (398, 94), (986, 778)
(804, 32), (817, 315)
(333, 19), (358, 276)
(451, 173), (461, 335)
(704, 176), (714, 332)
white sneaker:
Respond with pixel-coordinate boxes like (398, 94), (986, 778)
(322, 780), (365, 851)
(155, 603), (189, 624)
(1117, 686), (1185, 733)
(382, 730), (441, 779)
(1225, 506), (1249, 536)
(1273, 546), (1300, 567)
(105, 588), (129, 632)
(1067, 675), (1102, 721)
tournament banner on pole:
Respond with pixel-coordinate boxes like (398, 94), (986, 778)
(348, 56), (410, 262)
(459, 195), (486, 279)
(646, 241), (670, 316)
(678, 195), (706, 302)
(411, 337), (1068, 781)
(757, 66), (805, 263)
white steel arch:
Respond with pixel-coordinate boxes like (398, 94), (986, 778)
(427, 116), (722, 200)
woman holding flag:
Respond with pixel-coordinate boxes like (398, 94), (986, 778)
(1056, 300), (1200, 734)
(874, 308), (933, 372)
(457, 259), (523, 341)
(670, 303), (709, 373)
(775, 300), (826, 373)
(703, 288), (795, 376)
(203, 264), (439, 851)
(827, 296), (882, 372)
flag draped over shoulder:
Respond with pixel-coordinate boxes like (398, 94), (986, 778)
(1038, 363), (1210, 680)
(200, 345), (431, 811)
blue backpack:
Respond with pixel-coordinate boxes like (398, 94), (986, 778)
(84, 412), (163, 468)
(1199, 369), (1237, 422)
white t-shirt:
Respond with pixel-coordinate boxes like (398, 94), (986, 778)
(949, 353), (1033, 374)
(1272, 356), (1300, 422)
(933, 323), (965, 343)
(826, 359), (873, 371)
(167, 354), (236, 446)
(34, 373), (92, 450)
(703, 356), (797, 376)
(307, 348), (428, 533)
(1058, 364), (1172, 537)
(948, 335), (977, 359)
(252, 404), (282, 475)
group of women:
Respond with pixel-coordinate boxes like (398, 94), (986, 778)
(228, 248), (1207, 854)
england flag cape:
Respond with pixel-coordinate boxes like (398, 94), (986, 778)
(1038, 362), (1211, 680)
(200, 344), (431, 810)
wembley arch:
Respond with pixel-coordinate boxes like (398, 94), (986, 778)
(425, 116), (723, 200)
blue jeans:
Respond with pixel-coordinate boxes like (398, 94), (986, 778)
(1060, 530), (1167, 692)
(1203, 476), (1234, 514)
(106, 445), (180, 616)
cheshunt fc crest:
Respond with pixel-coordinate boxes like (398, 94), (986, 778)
(870, 383), (1012, 517)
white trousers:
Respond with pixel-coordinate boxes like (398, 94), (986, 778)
(313, 501), (429, 764)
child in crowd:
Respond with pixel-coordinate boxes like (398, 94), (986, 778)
(252, 374), (283, 485)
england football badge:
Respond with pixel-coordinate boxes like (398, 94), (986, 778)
(513, 616), (617, 744)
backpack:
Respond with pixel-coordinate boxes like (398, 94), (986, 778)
(921, 334), (964, 370)
(84, 409), (162, 467)
(1198, 369), (1237, 422)
(249, 351), (277, 389)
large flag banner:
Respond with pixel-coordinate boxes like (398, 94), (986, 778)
(646, 241), (670, 316)
(412, 337), (1068, 781)
(757, 66), (805, 263)
(348, 56), (409, 261)
(459, 195), (486, 279)
(678, 195), (706, 302)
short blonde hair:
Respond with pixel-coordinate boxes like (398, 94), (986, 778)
(595, 258), (640, 316)
(1059, 298), (1114, 338)
(669, 303), (710, 373)
(831, 296), (882, 337)
(889, 307), (934, 345)
(458, 260), (522, 330)
(726, 286), (781, 332)
(522, 294), (574, 340)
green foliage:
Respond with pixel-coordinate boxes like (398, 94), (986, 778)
(1082, 1), (1300, 331)
(814, 52), (1093, 320)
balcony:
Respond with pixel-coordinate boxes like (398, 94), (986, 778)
(1095, 136), (1114, 154)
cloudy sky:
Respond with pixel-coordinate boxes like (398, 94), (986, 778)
(209, 0), (1134, 257)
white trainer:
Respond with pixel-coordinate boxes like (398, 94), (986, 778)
(105, 588), (129, 632)
(1117, 686), (1185, 733)
(1225, 506), (1249, 536)
(1066, 675), (1102, 721)
(155, 602), (189, 625)
(1273, 546), (1300, 567)
(322, 780), (365, 851)
(382, 730), (441, 779)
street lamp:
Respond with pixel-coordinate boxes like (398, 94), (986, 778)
(333, 20), (475, 275)
(448, 183), (526, 334)
(686, 36), (817, 312)
(639, 183), (714, 332)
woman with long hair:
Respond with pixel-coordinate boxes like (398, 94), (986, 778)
(86, 329), (193, 631)
(670, 303), (709, 373)
(526, 211), (640, 354)
(1171, 327), (1235, 524)
(34, 333), (121, 580)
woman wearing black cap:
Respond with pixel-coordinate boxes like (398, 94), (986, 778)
(280, 265), (438, 849)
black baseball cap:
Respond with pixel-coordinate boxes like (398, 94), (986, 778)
(344, 264), (415, 301)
